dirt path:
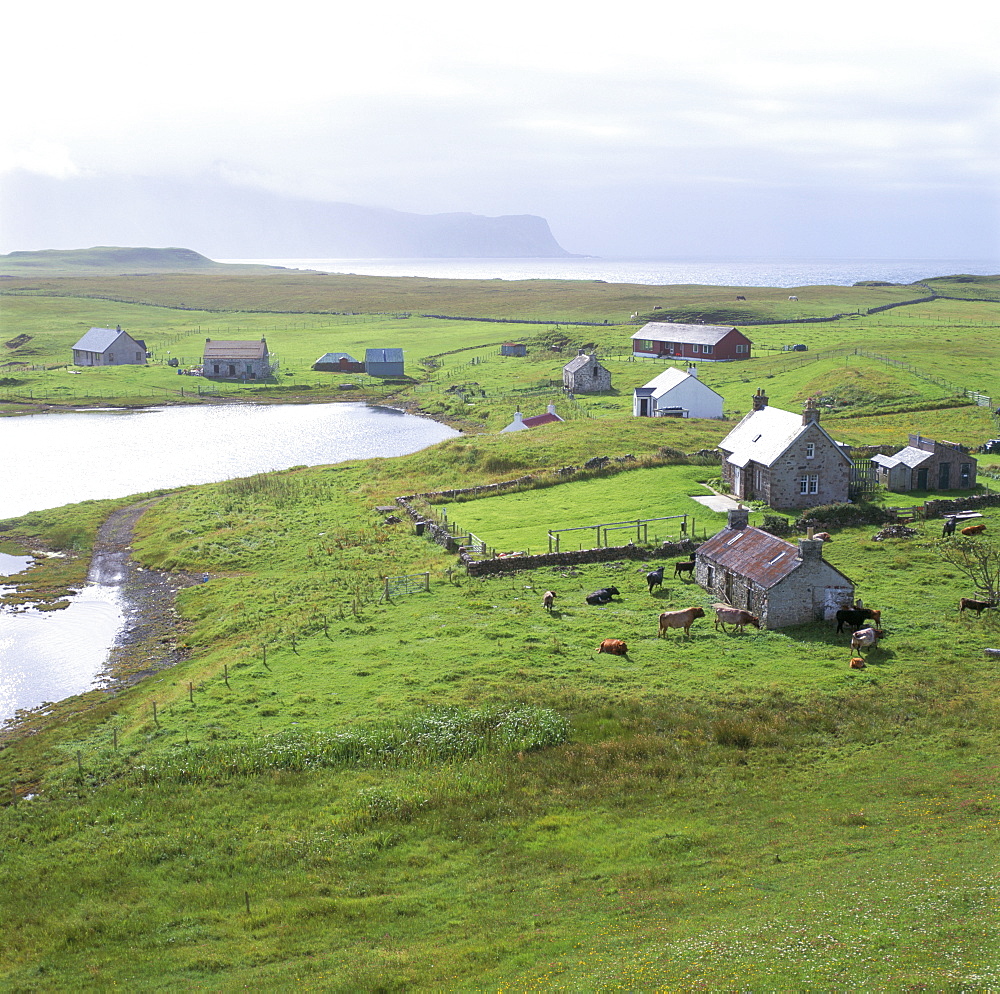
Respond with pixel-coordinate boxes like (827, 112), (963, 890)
(93, 499), (205, 692)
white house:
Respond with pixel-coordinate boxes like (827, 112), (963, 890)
(500, 404), (564, 433)
(633, 365), (724, 419)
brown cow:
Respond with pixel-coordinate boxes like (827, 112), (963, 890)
(962, 524), (986, 536)
(849, 657), (866, 669)
(712, 604), (761, 633)
(658, 606), (705, 638)
(597, 638), (628, 655)
(960, 597), (996, 616)
(812, 532), (832, 542)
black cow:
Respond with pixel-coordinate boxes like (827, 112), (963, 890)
(674, 558), (696, 580)
(942, 517), (957, 537)
(836, 607), (881, 633)
(586, 586), (620, 605)
(646, 567), (665, 594)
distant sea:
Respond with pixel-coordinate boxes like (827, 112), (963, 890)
(219, 257), (999, 288)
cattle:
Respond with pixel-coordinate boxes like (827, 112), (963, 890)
(586, 586), (620, 606)
(542, 590), (556, 612)
(850, 627), (887, 654)
(960, 597), (996, 616)
(961, 524), (986, 536)
(597, 638), (628, 655)
(836, 607), (882, 633)
(712, 604), (761, 633)
(673, 558), (696, 580)
(812, 532), (832, 542)
(658, 606), (705, 638)
(788, 295), (799, 301)
(646, 567), (665, 594)
(849, 657), (867, 670)
(942, 517), (958, 537)
(736, 295), (746, 301)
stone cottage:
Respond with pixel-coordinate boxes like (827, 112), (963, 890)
(202, 338), (273, 380)
(562, 352), (611, 393)
(718, 390), (852, 510)
(695, 507), (855, 628)
(872, 435), (978, 492)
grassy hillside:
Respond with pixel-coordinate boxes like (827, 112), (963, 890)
(0, 246), (297, 276)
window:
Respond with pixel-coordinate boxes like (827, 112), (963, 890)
(691, 344), (700, 353)
(635, 339), (653, 351)
(806, 442), (815, 459)
(107, 352), (114, 361)
(703, 344), (713, 355)
(706, 565), (715, 587)
(809, 474), (819, 494)
(800, 475), (809, 495)
(736, 344), (748, 354)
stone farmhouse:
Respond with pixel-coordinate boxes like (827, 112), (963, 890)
(500, 404), (564, 433)
(631, 322), (752, 362)
(202, 338), (274, 380)
(633, 365), (724, 419)
(72, 326), (147, 366)
(695, 508), (855, 628)
(718, 390), (852, 510)
(872, 435), (978, 492)
(562, 352), (611, 393)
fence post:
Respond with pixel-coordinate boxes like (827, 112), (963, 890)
(423, 572), (430, 591)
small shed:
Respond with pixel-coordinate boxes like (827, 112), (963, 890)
(562, 351), (611, 393)
(72, 325), (147, 366)
(695, 508), (855, 628)
(500, 342), (527, 357)
(365, 348), (405, 378)
(500, 404), (565, 433)
(633, 365), (723, 418)
(872, 435), (977, 492)
(202, 338), (273, 380)
(313, 352), (365, 373)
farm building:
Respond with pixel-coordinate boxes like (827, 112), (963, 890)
(695, 507), (855, 629)
(500, 343), (527, 357)
(718, 390), (851, 510)
(633, 365), (724, 418)
(500, 404), (565, 433)
(365, 348), (405, 378)
(71, 326), (147, 366)
(632, 322), (752, 362)
(562, 352), (612, 393)
(313, 352), (365, 373)
(872, 435), (978, 492)
(202, 338), (274, 380)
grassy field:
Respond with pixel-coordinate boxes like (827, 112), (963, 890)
(1, 272), (1000, 989)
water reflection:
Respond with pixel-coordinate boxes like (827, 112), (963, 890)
(0, 553), (33, 576)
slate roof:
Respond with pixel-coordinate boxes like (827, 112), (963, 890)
(641, 366), (724, 402)
(633, 322), (739, 346)
(872, 446), (934, 470)
(72, 327), (127, 353)
(563, 353), (604, 374)
(521, 412), (564, 428)
(718, 405), (809, 468)
(203, 339), (268, 360)
(697, 525), (852, 589)
(365, 348), (404, 364)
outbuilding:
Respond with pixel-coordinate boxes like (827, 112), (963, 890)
(872, 435), (977, 492)
(632, 322), (752, 361)
(500, 404), (565, 432)
(313, 352), (365, 373)
(365, 348), (405, 378)
(695, 507), (855, 628)
(562, 351), (611, 393)
(72, 325), (147, 366)
(202, 338), (274, 380)
(633, 365), (723, 418)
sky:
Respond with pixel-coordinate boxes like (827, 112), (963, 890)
(2, 0), (998, 259)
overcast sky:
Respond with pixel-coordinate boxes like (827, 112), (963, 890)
(3, 0), (998, 259)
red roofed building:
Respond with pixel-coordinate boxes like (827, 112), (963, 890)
(500, 404), (565, 432)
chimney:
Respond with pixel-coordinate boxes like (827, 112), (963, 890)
(751, 388), (768, 411)
(578, 348), (586, 356)
(727, 506), (750, 530)
(547, 403), (557, 416)
(687, 365), (698, 378)
(512, 411), (523, 425)
(797, 536), (824, 560)
(802, 396), (820, 425)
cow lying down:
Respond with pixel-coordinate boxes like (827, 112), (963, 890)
(586, 587), (620, 605)
(597, 638), (628, 655)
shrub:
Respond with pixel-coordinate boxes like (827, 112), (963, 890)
(796, 502), (894, 531)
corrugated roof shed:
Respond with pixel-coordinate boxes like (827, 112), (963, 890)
(365, 348), (404, 364)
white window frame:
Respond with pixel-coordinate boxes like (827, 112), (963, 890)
(691, 343), (700, 353)
(703, 344), (713, 355)
(809, 474), (819, 494)
(799, 475), (809, 495)
(806, 442), (815, 459)
(735, 343), (748, 354)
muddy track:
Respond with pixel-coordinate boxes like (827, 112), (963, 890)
(94, 499), (206, 692)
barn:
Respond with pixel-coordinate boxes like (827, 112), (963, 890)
(313, 352), (365, 373)
(872, 435), (977, 492)
(71, 326), (147, 366)
(562, 352), (612, 393)
(632, 322), (752, 361)
(365, 348), (405, 378)
(633, 365), (724, 418)
(695, 508), (855, 628)
(202, 338), (274, 380)
(500, 343), (527, 357)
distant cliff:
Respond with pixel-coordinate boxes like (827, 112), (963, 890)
(0, 246), (290, 275)
(1, 172), (575, 259)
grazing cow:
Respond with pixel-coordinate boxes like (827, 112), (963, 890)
(961, 524), (986, 536)
(849, 657), (867, 670)
(542, 590), (556, 612)
(959, 597), (996, 616)
(673, 558), (696, 580)
(942, 517), (958, 537)
(597, 638), (628, 655)
(788, 295), (799, 301)
(646, 566), (665, 594)
(736, 295), (746, 301)
(836, 607), (882, 633)
(658, 606), (705, 638)
(850, 627), (887, 654)
(586, 586), (620, 606)
(812, 532), (832, 542)
(712, 604), (761, 633)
